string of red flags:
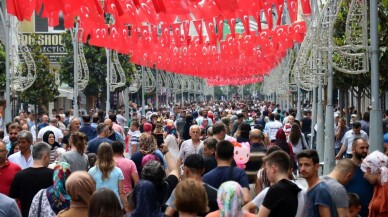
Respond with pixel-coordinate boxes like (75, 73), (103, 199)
(7, 0), (311, 86)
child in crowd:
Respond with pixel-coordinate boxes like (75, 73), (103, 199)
(348, 193), (361, 217)
(203, 138), (217, 174)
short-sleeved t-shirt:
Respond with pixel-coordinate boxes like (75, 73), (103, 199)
(321, 176), (349, 210)
(115, 157), (138, 194)
(304, 182), (336, 217)
(262, 179), (301, 217)
(202, 166), (250, 189)
(9, 167), (54, 217)
(345, 166), (374, 217)
(0, 161), (22, 195)
(57, 151), (88, 171)
(88, 166), (124, 207)
(86, 137), (113, 154)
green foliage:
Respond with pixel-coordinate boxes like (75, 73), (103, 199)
(333, 1), (388, 95)
(0, 43), (5, 91)
(59, 31), (134, 99)
(18, 34), (59, 107)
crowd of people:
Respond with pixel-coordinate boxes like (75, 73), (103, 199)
(0, 100), (388, 217)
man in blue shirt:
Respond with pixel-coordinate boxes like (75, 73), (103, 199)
(297, 149), (335, 217)
(202, 140), (250, 204)
(345, 138), (373, 217)
(80, 115), (97, 141)
(87, 123), (113, 154)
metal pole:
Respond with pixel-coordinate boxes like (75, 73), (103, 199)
(324, 46), (335, 172)
(141, 66), (145, 117)
(317, 85), (325, 158)
(0, 8), (12, 123)
(369, 0), (383, 151)
(311, 87), (317, 149)
(72, 23), (79, 118)
(124, 87), (129, 125)
(297, 85), (302, 120)
(155, 70), (159, 110)
(105, 49), (110, 115)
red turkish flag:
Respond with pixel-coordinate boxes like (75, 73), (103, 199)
(93, 0), (104, 15)
(160, 24), (171, 46)
(7, 0), (35, 21)
(237, 0), (260, 12)
(115, 0), (139, 25)
(137, 0), (157, 24)
(151, 24), (158, 43)
(276, 0), (284, 26)
(182, 21), (191, 44)
(63, 14), (74, 29)
(263, 2), (273, 30)
(287, 0), (298, 23)
(239, 13), (250, 35)
(89, 24), (106, 47)
(198, 0), (221, 19)
(251, 10), (262, 32)
(187, 0), (203, 19)
(106, 25), (121, 50)
(48, 11), (59, 27)
(171, 23), (182, 45)
(213, 0), (238, 12)
(152, 0), (190, 14)
(193, 20), (203, 44)
(216, 16), (224, 41)
(291, 21), (306, 43)
(228, 17), (237, 37)
(300, 0), (312, 15)
(204, 18), (216, 45)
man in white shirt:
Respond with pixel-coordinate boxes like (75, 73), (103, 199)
(264, 114), (283, 142)
(8, 131), (33, 169)
(335, 121), (368, 159)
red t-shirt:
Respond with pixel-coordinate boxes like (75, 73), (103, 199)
(0, 160), (22, 195)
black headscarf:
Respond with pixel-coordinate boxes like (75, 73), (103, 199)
(43, 130), (60, 150)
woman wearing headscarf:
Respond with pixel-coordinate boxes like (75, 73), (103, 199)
(57, 171), (96, 217)
(206, 181), (255, 217)
(362, 151), (388, 217)
(29, 162), (72, 217)
(274, 129), (296, 171)
(182, 114), (194, 141)
(125, 180), (164, 217)
(131, 133), (165, 176)
(274, 129), (294, 159)
(43, 130), (61, 163)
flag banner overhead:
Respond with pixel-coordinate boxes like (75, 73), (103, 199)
(7, 0), (310, 86)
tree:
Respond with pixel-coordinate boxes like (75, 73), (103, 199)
(0, 42), (5, 92)
(333, 0), (388, 112)
(18, 34), (59, 113)
(59, 31), (134, 109)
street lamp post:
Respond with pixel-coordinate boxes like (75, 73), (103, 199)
(369, 0), (383, 151)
